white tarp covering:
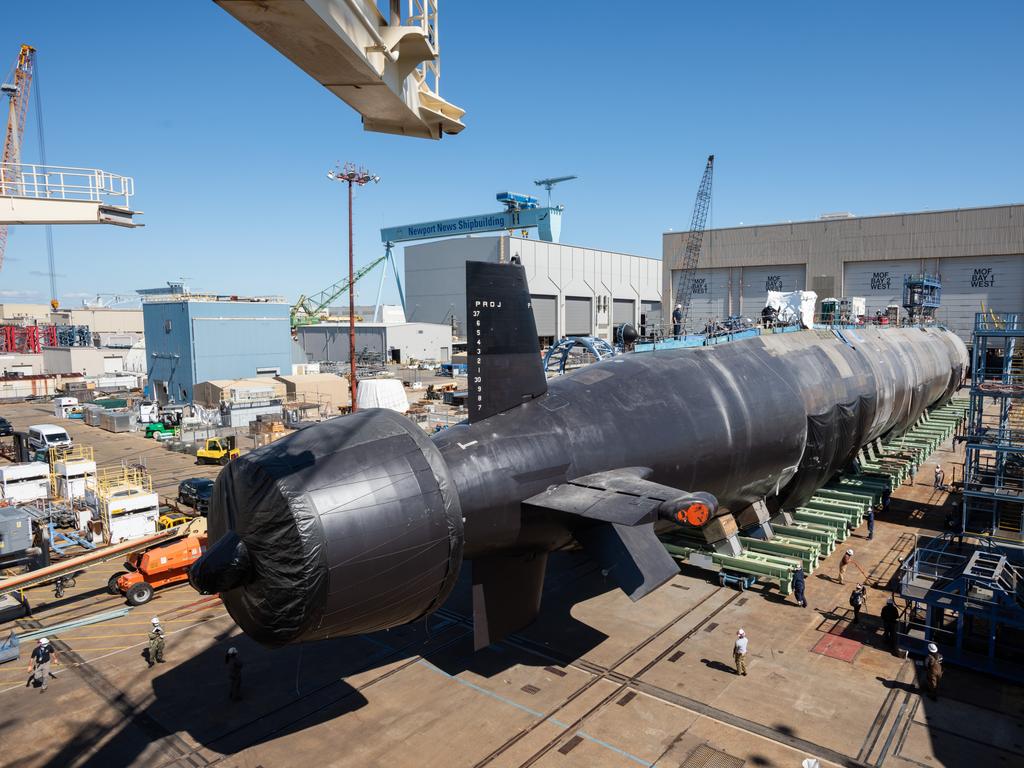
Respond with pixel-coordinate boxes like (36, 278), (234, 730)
(355, 379), (409, 413)
(767, 290), (818, 328)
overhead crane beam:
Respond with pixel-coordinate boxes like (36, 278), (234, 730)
(215, 0), (464, 140)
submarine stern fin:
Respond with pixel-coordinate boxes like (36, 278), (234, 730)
(465, 260), (547, 423)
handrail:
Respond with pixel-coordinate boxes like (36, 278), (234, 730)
(0, 162), (134, 207)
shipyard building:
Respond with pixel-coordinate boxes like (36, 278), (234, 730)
(405, 235), (662, 345)
(662, 204), (1024, 342)
(142, 294), (292, 404)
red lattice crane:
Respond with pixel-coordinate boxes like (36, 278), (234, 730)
(0, 44), (36, 272)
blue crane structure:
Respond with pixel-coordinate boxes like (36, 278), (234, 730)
(375, 191), (566, 318)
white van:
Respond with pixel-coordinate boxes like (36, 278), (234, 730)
(27, 423), (73, 453)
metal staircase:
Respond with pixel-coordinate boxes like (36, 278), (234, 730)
(962, 312), (1024, 539)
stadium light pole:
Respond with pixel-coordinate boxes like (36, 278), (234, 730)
(327, 163), (380, 411)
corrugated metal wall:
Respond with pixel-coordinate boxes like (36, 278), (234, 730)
(934, 254), (1024, 339)
(673, 267), (730, 329)
(843, 259), (922, 319)
(844, 255), (1024, 341)
(564, 297), (592, 335)
(662, 206), (1024, 328)
(740, 265), (806, 314)
(406, 236), (661, 343)
(530, 295), (557, 337)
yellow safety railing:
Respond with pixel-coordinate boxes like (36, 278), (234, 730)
(94, 465), (153, 498)
(49, 445), (96, 498)
(48, 444), (94, 464)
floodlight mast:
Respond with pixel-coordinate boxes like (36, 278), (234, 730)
(327, 162), (380, 411)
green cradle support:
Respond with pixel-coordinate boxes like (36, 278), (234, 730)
(772, 522), (837, 555)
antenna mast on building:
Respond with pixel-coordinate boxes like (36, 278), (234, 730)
(533, 175), (577, 207)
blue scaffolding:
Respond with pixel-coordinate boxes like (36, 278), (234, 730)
(962, 312), (1023, 539)
(898, 534), (1024, 681)
(901, 272), (942, 325)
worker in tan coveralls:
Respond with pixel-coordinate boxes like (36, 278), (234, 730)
(838, 548), (867, 585)
(733, 629), (748, 676)
(148, 617), (165, 667)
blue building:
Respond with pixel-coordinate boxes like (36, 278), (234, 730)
(142, 295), (292, 404)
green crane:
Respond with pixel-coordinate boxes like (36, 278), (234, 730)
(291, 253), (389, 329)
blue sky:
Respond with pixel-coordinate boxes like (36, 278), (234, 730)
(2, 1), (1021, 307)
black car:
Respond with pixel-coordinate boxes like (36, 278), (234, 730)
(177, 477), (215, 514)
(0, 417), (13, 437)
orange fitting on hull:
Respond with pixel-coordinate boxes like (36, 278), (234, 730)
(674, 502), (710, 527)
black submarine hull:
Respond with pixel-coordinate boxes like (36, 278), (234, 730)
(190, 261), (967, 648)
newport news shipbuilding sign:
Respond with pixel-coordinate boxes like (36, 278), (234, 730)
(380, 207), (562, 244)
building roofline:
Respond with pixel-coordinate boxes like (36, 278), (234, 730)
(662, 202), (1024, 237)
(405, 233), (661, 262)
(141, 295), (286, 304)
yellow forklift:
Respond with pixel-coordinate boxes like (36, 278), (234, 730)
(195, 436), (240, 465)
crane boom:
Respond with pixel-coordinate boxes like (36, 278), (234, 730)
(291, 253), (389, 328)
(0, 44), (36, 271)
(673, 155), (714, 333)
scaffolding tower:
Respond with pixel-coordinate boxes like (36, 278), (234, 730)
(899, 534), (1024, 681)
(902, 272), (942, 325)
(962, 312), (1024, 538)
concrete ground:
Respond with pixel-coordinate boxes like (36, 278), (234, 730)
(1, 400), (1022, 768)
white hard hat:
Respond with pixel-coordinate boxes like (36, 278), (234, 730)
(737, 628), (745, 637)
(927, 643), (938, 653)
(846, 548), (854, 555)
(151, 617), (160, 625)
(38, 637), (48, 645)
(227, 647), (238, 655)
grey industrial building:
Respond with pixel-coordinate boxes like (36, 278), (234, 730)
(297, 321), (453, 364)
(405, 235), (662, 344)
(662, 204), (1024, 342)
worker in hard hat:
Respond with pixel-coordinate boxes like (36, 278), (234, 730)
(867, 504), (879, 540)
(849, 584), (868, 626)
(672, 304), (683, 339)
(733, 629), (748, 676)
(791, 562), (807, 608)
(147, 617), (165, 667)
(881, 598), (900, 652)
(839, 549), (853, 585)
(838, 548), (866, 585)
(923, 643), (943, 700)
(225, 646), (243, 701)
(26, 637), (57, 693)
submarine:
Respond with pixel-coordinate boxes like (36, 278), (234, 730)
(190, 261), (968, 649)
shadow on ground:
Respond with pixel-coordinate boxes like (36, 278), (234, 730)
(43, 551), (612, 768)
